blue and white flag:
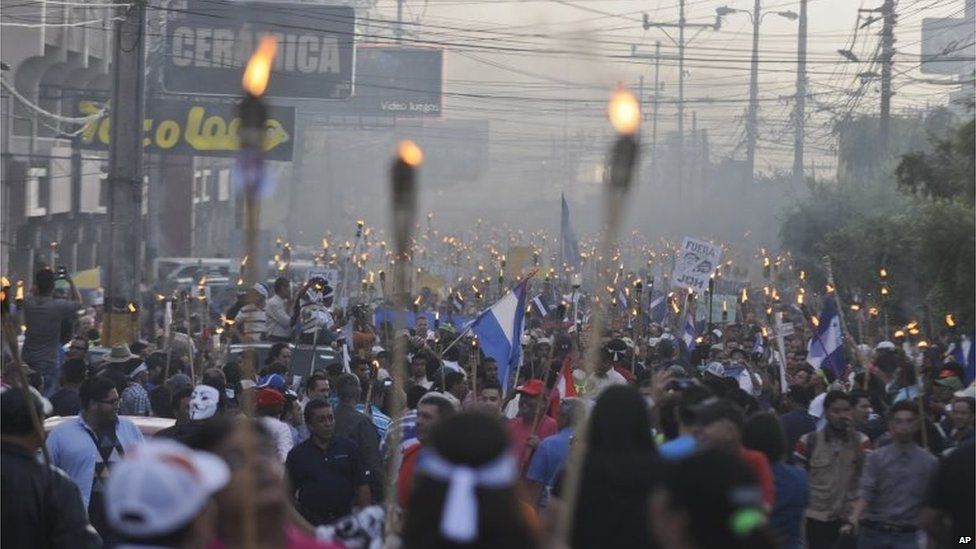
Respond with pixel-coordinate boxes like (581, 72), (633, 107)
(467, 277), (530, 396)
(560, 193), (581, 269)
(806, 295), (845, 377)
(530, 293), (551, 317)
(949, 336), (975, 384)
(682, 313), (697, 355)
(752, 331), (765, 356)
(649, 290), (667, 323)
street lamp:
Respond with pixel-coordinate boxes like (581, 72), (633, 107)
(715, 3), (799, 183)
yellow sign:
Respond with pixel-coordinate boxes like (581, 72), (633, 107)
(77, 99), (295, 160)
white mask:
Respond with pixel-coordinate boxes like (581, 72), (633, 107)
(190, 385), (219, 420)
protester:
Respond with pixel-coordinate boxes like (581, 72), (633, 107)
(402, 411), (538, 549)
(657, 384), (712, 460)
(553, 385), (659, 549)
(120, 360), (153, 416)
(582, 345), (627, 401)
(849, 400), (938, 549)
(234, 285), (268, 343)
(286, 399), (371, 525)
(944, 394), (975, 450)
(155, 386), (198, 442)
(526, 397), (582, 509)
(692, 397), (775, 509)
(793, 390), (872, 549)
(262, 343), (293, 378)
(408, 352), (433, 390)
(46, 375), (145, 537)
(649, 448), (777, 549)
(21, 267), (83, 394)
(743, 412), (809, 549)
(921, 441), (975, 547)
(104, 439), (230, 549)
(397, 392), (457, 508)
(333, 373), (385, 500)
(256, 387), (295, 461)
(49, 356), (87, 416)
(2, 386), (101, 548)
(476, 381), (504, 415)
(508, 379), (558, 471)
(267, 277), (294, 342)
(302, 372), (331, 408)
(186, 416), (343, 548)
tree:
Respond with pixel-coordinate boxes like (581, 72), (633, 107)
(895, 119), (975, 205)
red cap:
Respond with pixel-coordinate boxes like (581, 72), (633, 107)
(516, 379), (545, 397)
(256, 388), (285, 409)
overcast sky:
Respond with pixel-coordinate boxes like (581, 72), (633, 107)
(364, 0), (968, 177)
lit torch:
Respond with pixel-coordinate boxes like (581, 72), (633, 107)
(557, 85), (641, 545)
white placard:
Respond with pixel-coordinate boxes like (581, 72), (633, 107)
(305, 267), (339, 290)
(671, 237), (724, 292)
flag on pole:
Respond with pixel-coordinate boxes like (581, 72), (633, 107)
(467, 276), (531, 396)
(949, 336), (975, 384)
(649, 290), (667, 323)
(806, 295), (845, 377)
(530, 293), (551, 317)
(752, 331), (765, 357)
(560, 193), (581, 269)
(682, 313), (697, 356)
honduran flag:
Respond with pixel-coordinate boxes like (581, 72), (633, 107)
(467, 276), (531, 396)
(649, 290), (667, 323)
(752, 331), (765, 356)
(806, 295), (845, 378)
(548, 355), (578, 418)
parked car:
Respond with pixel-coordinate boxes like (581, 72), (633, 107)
(43, 415), (175, 436)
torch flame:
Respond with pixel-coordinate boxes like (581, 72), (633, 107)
(242, 35), (277, 97)
(945, 314), (955, 327)
(607, 86), (640, 135)
(397, 140), (424, 167)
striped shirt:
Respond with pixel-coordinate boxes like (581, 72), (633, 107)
(235, 305), (267, 342)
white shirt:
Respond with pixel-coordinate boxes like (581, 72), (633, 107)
(259, 416), (294, 461)
(265, 294), (292, 339)
(583, 368), (627, 401)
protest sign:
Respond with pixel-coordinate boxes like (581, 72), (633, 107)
(672, 237), (723, 292)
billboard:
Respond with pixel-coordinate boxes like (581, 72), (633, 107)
(162, 0), (355, 99)
(351, 46), (443, 117)
(920, 17), (975, 75)
(77, 98), (296, 161)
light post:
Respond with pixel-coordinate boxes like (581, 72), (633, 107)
(716, 4), (798, 182)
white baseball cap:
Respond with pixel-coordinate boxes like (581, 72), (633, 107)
(704, 362), (726, 378)
(105, 439), (230, 538)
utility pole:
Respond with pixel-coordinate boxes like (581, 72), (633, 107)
(642, 1), (720, 189)
(745, 0), (761, 183)
(104, 0), (147, 345)
(879, 0), (895, 149)
(652, 41), (661, 179)
(793, 0), (807, 185)
(677, 0), (686, 187)
(396, 0), (404, 43)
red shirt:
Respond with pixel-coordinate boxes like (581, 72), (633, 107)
(397, 443), (423, 508)
(739, 446), (776, 509)
(509, 416), (558, 471)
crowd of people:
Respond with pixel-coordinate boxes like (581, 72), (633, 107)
(1, 265), (974, 549)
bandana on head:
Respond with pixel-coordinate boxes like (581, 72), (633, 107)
(414, 449), (516, 543)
